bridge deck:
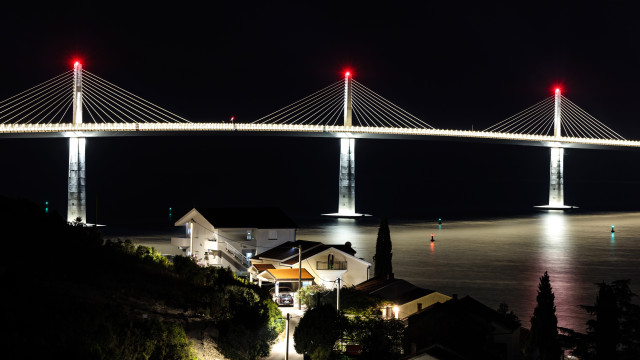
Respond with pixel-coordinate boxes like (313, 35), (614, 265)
(2, 123), (640, 149)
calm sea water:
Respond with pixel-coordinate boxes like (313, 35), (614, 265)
(104, 210), (640, 333)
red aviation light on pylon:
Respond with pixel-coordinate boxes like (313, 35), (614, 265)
(345, 71), (351, 77)
(72, 59), (82, 68)
(552, 84), (563, 95)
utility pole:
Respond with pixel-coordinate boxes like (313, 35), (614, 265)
(189, 221), (194, 257)
(285, 313), (290, 360)
(336, 277), (341, 311)
(298, 244), (302, 310)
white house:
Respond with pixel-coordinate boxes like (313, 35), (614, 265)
(171, 207), (297, 274)
(249, 240), (371, 294)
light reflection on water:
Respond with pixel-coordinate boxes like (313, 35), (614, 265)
(297, 211), (640, 332)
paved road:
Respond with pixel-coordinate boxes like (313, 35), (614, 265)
(262, 307), (305, 360)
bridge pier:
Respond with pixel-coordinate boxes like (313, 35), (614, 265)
(67, 137), (87, 222)
(548, 147), (564, 207)
(338, 138), (356, 214)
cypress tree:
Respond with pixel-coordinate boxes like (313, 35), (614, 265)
(527, 271), (561, 360)
(592, 282), (620, 359)
(373, 217), (392, 278)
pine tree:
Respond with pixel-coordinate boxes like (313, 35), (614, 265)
(527, 271), (561, 360)
(373, 217), (393, 278)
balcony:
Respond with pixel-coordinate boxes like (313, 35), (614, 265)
(316, 261), (347, 270)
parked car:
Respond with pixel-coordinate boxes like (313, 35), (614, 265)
(269, 286), (293, 305)
(277, 293), (294, 306)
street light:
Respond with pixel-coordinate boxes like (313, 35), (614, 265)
(189, 221), (194, 257)
(297, 244), (302, 310)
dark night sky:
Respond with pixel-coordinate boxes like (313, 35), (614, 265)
(2, 2), (640, 226)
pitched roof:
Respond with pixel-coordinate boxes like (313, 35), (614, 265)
(409, 295), (521, 332)
(354, 276), (435, 304)
(281, 243), (357, 265)
(259, 268), (314, 281)
(456, 296), (521, 331)
(195, 207), (298, 229)
(251, 240), (321, 261)
(251, 264), (276, 272)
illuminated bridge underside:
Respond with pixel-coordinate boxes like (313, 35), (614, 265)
(2, 123), (640, 148)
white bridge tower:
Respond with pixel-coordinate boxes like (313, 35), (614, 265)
(537, 88), (574, 210)
(67, 61), (87, 223)
(324, 71), (368, 217)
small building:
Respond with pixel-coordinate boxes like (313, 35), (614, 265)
(354, 275), (451, 320)
(403, 295), (521, 360)
(249, 240), (371, 293)
(171, 207), (297, 274)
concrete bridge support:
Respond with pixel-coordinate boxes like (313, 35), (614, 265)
(548, 147), (565, 207)
(338, 138), (356, 214)
(67, 61), (88, 223)
(67, 137), (86, 222)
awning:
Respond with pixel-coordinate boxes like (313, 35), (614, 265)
(257, 268), (314, 283)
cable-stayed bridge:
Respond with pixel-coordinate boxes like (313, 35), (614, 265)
(1, 63), (637, 222)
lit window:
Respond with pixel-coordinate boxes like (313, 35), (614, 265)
(268, 230), (278, 240)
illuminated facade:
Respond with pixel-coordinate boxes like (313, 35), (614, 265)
(249, 239), (371, 289)
(171, 207), (297, 273)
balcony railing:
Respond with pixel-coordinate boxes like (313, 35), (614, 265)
(225, 242), (251, 267)
(316, 261), (347, 270)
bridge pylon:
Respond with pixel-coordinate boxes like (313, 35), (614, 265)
(536, 88), (576, 210)
(67, 61), (87, 223)
(323, 71), (369, 218)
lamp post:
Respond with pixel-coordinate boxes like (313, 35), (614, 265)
(298, 244), (302, 310)
(285, 312), (290, 360)
(189, 221), (193, 257)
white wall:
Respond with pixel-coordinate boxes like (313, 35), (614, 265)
(255, 228), (296, 255)
(394, 292), (452, 320)
(301, 248), (370, 287)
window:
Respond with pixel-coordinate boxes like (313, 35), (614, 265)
(417, 303), (422, 312)
(246, 230), (253, 240)
(268, 230), (278, 240)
